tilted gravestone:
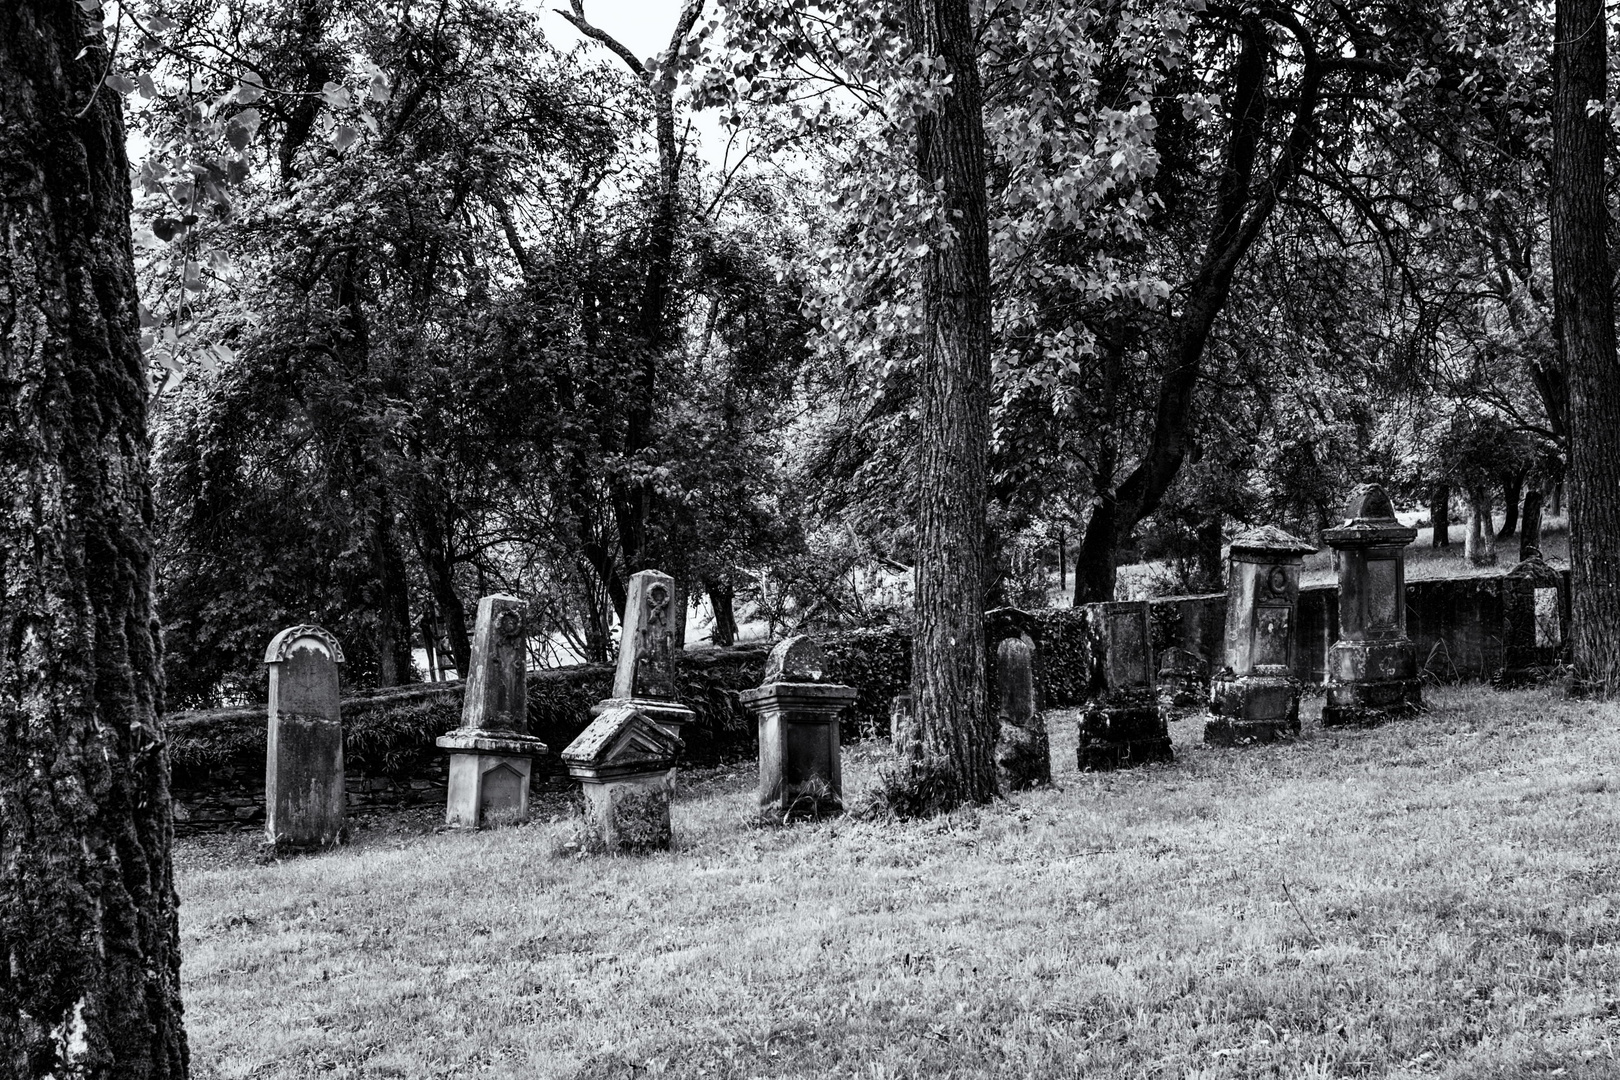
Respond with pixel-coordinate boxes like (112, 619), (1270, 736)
(1077, 601), (1172, 769)
(436, 595), (549, 828)
(562, 704), (683, 852)
(741, 636), (857, 819)
(264, 624), (347, 850)
(1498, 552), (1569, 686)
(994, 636), (1052, 789)
(592, 570), (696, 742)
(1322, 484), (1423, 727)
(1206, 526), (1316, 746)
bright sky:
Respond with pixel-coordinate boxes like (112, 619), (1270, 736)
(535, 0), (687, 69)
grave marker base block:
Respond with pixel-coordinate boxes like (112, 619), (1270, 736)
(1206, 673), (1301, 746)
(1322, 640), (1423, 727)
(1077, 689), (1173, 771)
(577, 771), (675, 852)
(436, 731), (547, 828)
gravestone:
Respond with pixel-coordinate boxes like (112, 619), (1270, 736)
(1157, 646), (1209, 709)
(562, 704), (683, 852)
(1322, 484), (1423, 727)
(436, 595), (549, 828)
(1206, 526), (1316, 746)
(1498, 553), (1568, 685)
(264, 624), (348, 850)
(742, 636), (858, 819)
(993, 637), (1051, 789)
(1077, 601), (1172, 769)
(592, 569), (696, 742)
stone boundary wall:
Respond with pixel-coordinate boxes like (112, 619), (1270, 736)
(1147, 569), (1573, 686)
(165, 570), (1563, 832)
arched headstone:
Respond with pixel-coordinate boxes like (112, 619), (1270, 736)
(264, 625), (347, 850)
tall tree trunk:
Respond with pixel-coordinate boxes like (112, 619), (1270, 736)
(1056, 526), (1066, 593)
(895, 0), (997, 813)
(1193, 513), (1224, 593)
(1553, 0), (1620, 692)
(1520, 488), (1544, 563)
(0, 3), (189, 1074)
(1430, 483), (1451, 548)
(705, 576), (739, 647)
(372, 505), (413, 686)
(1497, 468), (1525, 538)
(1464, 487), (1498, 567)
(414, 508), (472, 675)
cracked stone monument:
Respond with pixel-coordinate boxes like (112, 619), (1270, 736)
(742, 636), (858, 819)
(1498, 552), (1569, 685)
(1322, 484), (1423, 726)
(1206, 526), (1316, 746)
(436, 595), (548, 828)
(592, 569), (695, 743)
(265, 624), (347, 850)
(562, 704), (683, 852)
(993, 636), (1052, 789)
(1078, 601), (1172, 769)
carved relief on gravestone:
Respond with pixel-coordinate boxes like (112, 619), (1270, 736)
(633, 580), (679, 699)
(1253, 606), (1292, 670)
(599, 570), (696, 743)
(1207, 525), (1315, 746)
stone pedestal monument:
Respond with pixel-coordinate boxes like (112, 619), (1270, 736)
(1498, 552), (1569, 685)
(437, 595), (548, 828)
(741, 636), (858, 818)
(993, 636), (1051, 789)
(1206, 526), (1316, 746)
(592, 570), (696, 742)
(1078, 601), (1172, 769)
(1322, 484), (1423, 726)
(562, 704), (683, 851)
(265, 624), (348, 850)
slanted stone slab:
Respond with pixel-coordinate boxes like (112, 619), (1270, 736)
(1322, 483), (1423, 727)
(1078, 602), (1172, 770)
(437, 595), (547, 828)
(742, 636), (857, 819)
(593, 569), (696, 742)
(562, 705), (683, 852)
(993, 636), (1051, 790)
(1206, 526), (1315, 747)
(264, 624), (347, 851)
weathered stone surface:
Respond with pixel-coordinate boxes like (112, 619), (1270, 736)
(264, 625), (347, 850)
(563, 705), (683, 851)
(994, 637), (1050, 789)
(1078, 602), (1171, 770)
(1157, 646), (1209, 709)
(437, 595), (547, 828)
(1497, 554), (1569, 686)
(1207, 527), (1313, 746)
(744, 643), (856, 818)
(1321, 483), (1422, 728)
(594, 569), (697, 743)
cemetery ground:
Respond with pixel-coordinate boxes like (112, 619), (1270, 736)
(176, 684), (1619, 1080)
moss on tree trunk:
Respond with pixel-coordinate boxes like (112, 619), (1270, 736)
(0, 3), (189, 1075)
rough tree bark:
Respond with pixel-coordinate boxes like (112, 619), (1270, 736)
(1552, 0), (1620, 692)
(892, 0), (998, 813)
(1497, 468), (1525, 539)
(1464, 487), (1498, 567)
(1520, 488), (1544, 562)
(0, 3), (190, 1075)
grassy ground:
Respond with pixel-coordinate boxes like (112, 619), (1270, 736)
(176, 685), (1620, 1080)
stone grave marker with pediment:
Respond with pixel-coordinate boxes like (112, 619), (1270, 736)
(264, 624), (347, 850)
(562, 704), (683, 851)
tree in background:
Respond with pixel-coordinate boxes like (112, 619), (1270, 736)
(0, 1), (188, 1073)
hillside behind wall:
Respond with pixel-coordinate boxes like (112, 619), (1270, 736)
(165, 570), (1566, 831)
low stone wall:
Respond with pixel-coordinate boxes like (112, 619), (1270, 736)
(1145, 569), (1573, 686)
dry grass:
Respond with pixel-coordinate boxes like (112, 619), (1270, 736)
(176, 685), (1620, 1079)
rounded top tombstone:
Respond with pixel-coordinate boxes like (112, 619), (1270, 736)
(762, 635), (827, 684)
(1343, 483), (1396, 524)
(264, 624), (345, 664)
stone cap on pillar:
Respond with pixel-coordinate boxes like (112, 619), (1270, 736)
(1228, 525), (1316, 563)
(265, 625), (345, 664)
(1322, 483), (1417, 549)
(435, 730), (547, 756)
(1506, 551), (1562, 585)
(742, 635), (856, 713)
(562, 704), (683, 782)
(761, 635), (827, 684)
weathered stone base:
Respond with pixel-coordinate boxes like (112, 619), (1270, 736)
(1322, 678), (1424, 728)
(1206, 673), (1301, 747)
(437, 730), (547, 828)
(580, 770), (675, 852)
(1076, 697), (1172, 771)
(996, 719), (1052, 790)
